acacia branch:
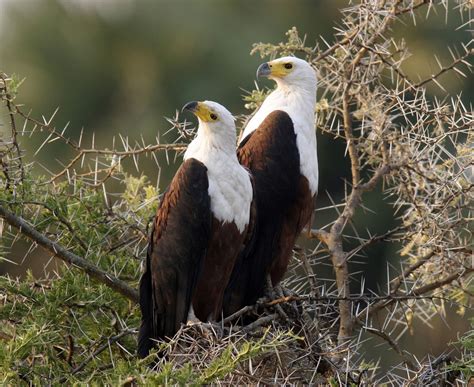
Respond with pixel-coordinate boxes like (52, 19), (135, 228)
(362, 267), (473, 318)
(58, 328), (135, 383)
(305, 228), (330, 244)
(330, 0), (428, 320)
(415, 48), (473, 88)
(313, 0), (441, 349)
(360, 323), (415, 369)
(350, 0), (403, 70)
(346, 225), (404, 259)
(342, 85), (359, 186)
(13, 103), (188, 155)
(326, 84), (359, 346)
(0, 73), (25, 183)
(45, 142), (186, 184)
(0, 204), (139, 303)
(3, 97), (186, 185)
(390, 251), (435, 293)
(394, 0), (431, 16)
(314, 26), (360, 62)
(16, 200), (90, 253)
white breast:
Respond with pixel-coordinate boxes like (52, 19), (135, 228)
(240, 90), (319, 196)
(185, 142), (253, 233)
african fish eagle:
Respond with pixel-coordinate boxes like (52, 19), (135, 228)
(224, 57), (318, 315)
(138, 101), (254, 358)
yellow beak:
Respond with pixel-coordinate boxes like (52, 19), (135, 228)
(182, 101), (214, 122)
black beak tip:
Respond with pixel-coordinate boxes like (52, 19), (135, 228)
(182, 101), (198, 113)
(256, 62), (271, 78)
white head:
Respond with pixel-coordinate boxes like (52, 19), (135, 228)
(256, 56), (317, 92)
(183, 100), (235, 132)
(182, 100), (237, 153)
(241, 56), (319, 195)
(182, 100), (253, 231)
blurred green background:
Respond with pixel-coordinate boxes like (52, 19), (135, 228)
(0, 0), (471, 372)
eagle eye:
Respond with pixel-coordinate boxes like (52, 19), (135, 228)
(284, 63), (293, 69)
(210, 113), (218, 120)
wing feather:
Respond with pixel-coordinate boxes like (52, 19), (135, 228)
(137, 158), (211, 357)
(223, 110), (302, 316)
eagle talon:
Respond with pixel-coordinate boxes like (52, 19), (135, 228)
(276, 284), (299, 315)
(264, 274), (277, 299)
(281, 286), (300, 316)
(262, 275), (290, 322)
(190, 321), (223, 339)
(274, 284), (285, 299)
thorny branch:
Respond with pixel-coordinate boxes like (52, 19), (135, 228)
(0, 73), (25, 186)
(355, 266), (474, 319)
(58, 328), (135, 383)
(295, 0), (472, 352)
(0, 204), (139, 303)
(9, 101), (186, 185)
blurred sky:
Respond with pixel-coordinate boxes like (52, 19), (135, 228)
(0, 0), (472, 372)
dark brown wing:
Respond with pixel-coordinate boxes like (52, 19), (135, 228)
(137, 158), (211, 358)
(222, 174), (258, 317)
(192, 217), (247, 322)
(270, 174), (314, 284)
(223, 110), (304, 315)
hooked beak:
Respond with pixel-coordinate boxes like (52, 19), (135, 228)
(182, 101), (199, 113)
(256, 62), (271, 78)
(182, 101), (215, 122)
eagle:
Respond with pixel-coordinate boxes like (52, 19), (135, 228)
(224, 57), (318, 315)
(138, 101), (254, 358)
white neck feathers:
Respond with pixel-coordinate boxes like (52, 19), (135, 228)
(240, 83), (319, 195)
(184, 123), (253, 232)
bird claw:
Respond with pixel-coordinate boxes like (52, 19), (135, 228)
(275, 284), (300, 316)
(263, 274), (291, 322)
(202, 322), (222, 339)
(264, 274), (277, 299)
(186, 318), (201, 327)
(274, 284), (285, 298)
(186, 320), (222, 338)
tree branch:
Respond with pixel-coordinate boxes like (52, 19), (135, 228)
(360, 323), (416, 369)
(390, 251), (435, 293)
(363, 267), (473, 318)
(0, 73), (25, 184)
(58, 328), (135, 383)
(0, 204), (139, 303)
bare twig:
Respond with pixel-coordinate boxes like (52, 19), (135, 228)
(243, 314), (278, 333)
(415, 48), (473, 88)
(364, 267), (474, 318)
(0, 73), (25, 184)
(361, 323), (416, 369)
(390, 251), (436, 293)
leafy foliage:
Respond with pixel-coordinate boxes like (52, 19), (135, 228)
(447, 319), (474, 379)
